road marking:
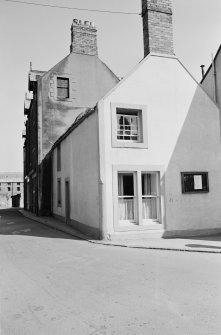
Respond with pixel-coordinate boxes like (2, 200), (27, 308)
(7, 222), (15, 225)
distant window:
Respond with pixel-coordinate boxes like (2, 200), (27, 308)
(17, 182), (20, 185)
(17, 187), (20, 191)
(181, 172), (209, 193)
(57, 77), (69, 99)
(7, 182), (11, 185)
(8, 187), (11, 191)
(57, 179), (62, 206)
(57, 143), (61, 171)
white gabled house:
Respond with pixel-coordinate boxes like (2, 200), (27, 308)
(50, 0), (221, 239)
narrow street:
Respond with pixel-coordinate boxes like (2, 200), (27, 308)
(0, 209), (221, 335)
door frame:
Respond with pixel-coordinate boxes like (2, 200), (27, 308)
(65, 178), (70, 224)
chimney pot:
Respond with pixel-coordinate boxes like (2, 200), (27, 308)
(70, 18), (98, 55)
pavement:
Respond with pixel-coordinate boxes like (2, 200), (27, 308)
(19, 209), (221, 254)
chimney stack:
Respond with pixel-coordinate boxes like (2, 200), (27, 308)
(142, 0), (174, 57)
(70, 19), (98, 56)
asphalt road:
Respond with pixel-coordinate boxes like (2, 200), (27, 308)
(0, 209), (221, 335)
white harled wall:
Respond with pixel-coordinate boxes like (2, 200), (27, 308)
(98, 54), (221, 236)
(52, 111), (100, 236)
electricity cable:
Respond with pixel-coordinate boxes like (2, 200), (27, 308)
(3, 0), (141, 15)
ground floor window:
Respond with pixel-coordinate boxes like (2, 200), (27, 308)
(117, 171), (160, 227)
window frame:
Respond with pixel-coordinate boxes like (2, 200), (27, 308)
(56, 77), (69, 100)
(111, 103), (148, 148)
(181, 172), (209, 194)
(113, 165), (164, 232)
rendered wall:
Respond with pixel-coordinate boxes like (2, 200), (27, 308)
(52, 111), (100, 236)
(99, 55), (221, 235)
(37, 53), (118, 162)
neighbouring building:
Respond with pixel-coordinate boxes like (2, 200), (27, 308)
(201, 44), (221, 109)
(23, 19), (119, 215)
(0, 172), (24, 208)
(47, 0), (221, 239)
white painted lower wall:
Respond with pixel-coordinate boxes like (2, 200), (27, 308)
(52, 111), (100, 237)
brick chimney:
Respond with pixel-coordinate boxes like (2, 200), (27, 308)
(70, 19), (98, 56)
(142, 0), (174, 57)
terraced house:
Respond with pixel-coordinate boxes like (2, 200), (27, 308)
(23, 19), (119, 215)
(24, 0), (221, 240)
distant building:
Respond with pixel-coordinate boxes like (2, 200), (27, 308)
(23, 19), (119, 215)
(0, 172), (24, 208)
(201, 44), (221, 108)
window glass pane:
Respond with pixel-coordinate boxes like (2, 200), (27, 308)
(57, 78), (69, 88)
(116, 108), (139, 142)
(142, 198), (157, 219)
(118, 173), (134, 196)
(57, 88), (69, 98)
(118, 198), (135, 221)
(118, 173), (135, 221)
(142, 173), (157, 195)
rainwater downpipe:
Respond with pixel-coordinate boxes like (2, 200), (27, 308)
(97, 102), (109, 240)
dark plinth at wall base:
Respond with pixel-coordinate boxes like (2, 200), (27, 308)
(163, 228), (221, 239)
(53, 213), (100, 239)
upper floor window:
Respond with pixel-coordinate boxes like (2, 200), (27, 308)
(57, 77), (69, 99)
(111, 103), (148, 148)
(117, 109), (140, 142)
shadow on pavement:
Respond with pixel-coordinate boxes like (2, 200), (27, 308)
(185, 244), (221, 250)
(0, 208), (79, 240)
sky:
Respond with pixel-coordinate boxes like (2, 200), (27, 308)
(0, 0), (221, 173)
